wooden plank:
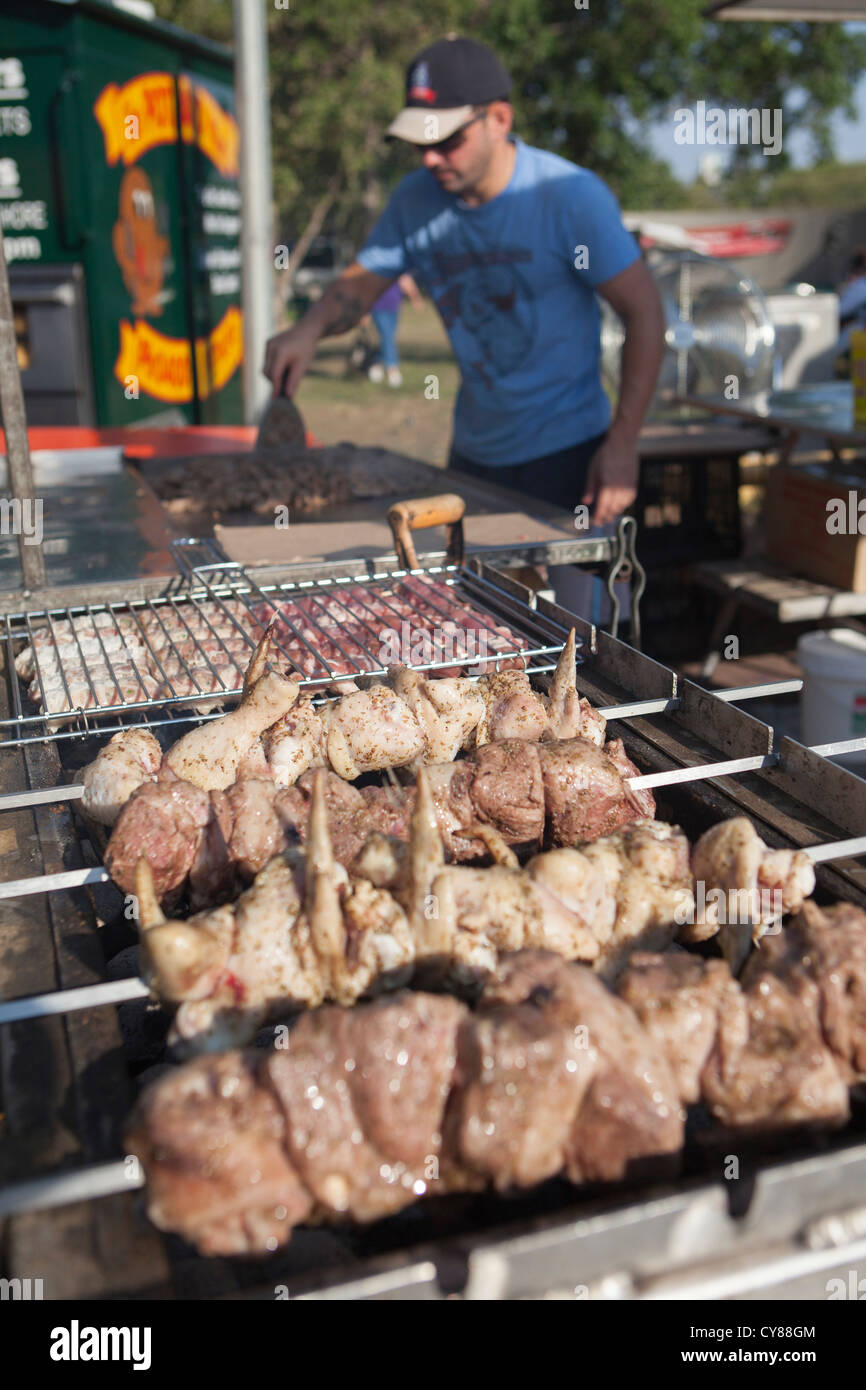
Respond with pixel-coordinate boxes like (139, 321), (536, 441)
(693, 558), (866, 621)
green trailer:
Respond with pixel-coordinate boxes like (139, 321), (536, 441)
(1, 0), (243, 426)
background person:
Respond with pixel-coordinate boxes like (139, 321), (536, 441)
(368, 273), (423, 387)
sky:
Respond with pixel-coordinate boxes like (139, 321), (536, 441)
(647, 24), (866, 183)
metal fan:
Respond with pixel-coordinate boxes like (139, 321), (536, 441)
(600, 248), (776, 405)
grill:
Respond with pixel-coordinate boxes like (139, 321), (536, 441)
(0, 540), (578, 750)
(1, 552), (866, 1300)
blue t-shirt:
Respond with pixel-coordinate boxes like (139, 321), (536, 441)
(357, 137), (640, 466)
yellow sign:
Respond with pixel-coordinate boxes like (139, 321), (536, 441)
(94, 73), (239, 177)
(195, 305), (244, 396)
(94, 73), (180, 166)
(114, 307), (243, 402)
(182, 78), (240, 179)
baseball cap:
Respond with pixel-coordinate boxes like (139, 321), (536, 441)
(386, 36), (512, 145)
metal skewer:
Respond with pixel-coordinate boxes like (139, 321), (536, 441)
(0, 1159), (140, 1218)
(0, 678), (808, 815)
(628, 753), (778, 791)
(2, 831), (865, 1030)
(0, 864), (109, 900)
(1, 731), (865, 902)
(0, 975), (148, 1022)
(805, 836), (866, 865)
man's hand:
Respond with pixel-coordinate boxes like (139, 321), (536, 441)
(263, 321), (320, 398)
(581, 431), (639, 527)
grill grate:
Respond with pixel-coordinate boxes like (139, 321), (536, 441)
(0, 555), (577, 750)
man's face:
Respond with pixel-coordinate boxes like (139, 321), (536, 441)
(418, 107), (501, 197)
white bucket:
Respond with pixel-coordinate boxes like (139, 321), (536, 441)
(797, 628), (866, 768)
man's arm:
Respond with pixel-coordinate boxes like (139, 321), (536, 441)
(264, 262), (395, 397)
(582, 258), (666, 526)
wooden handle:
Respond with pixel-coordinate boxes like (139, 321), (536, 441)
(387, 493), (466, 569)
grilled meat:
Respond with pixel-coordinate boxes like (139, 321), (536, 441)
(131, 767), (689, 1053)
(683, 817), (815, 970)
(740, 900), (866, 1083)
(83, 629), (601, 826)
(126, 897), (866, 1257)
(619, 943), (852, 1131)
(81, 728), (162, 826)
(126, 952), (684, 1256)
(701, 971), (849, 1132)
(618, 952), (738, 1105)
(104, 772), (212, 902)
(106, 733), (653, 907)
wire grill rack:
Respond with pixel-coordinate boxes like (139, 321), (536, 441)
(0, 544), (577, 751)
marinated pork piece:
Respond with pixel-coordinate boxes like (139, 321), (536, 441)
(81, 728), (162, 826)
(447, 996), (597, 1190)
(265, 992), (464, 1221)
(477, 951), (684, 1183)
(537, 737), (655, 844)
(211, 778), (288, 881)
(126, 1050), (313, 1257)
(700, 972), (849, 1132)
(104, 773), (212, 900)
(126, 952), (685, 1255)
(741, 900), (866, 1082)
(618, 952), (739, 1104)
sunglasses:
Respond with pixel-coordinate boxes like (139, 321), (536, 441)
(415, 109), (487, 156)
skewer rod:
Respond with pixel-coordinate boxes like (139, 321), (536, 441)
(628, 753), (778, 791)
(0, 974), (148, 1024)
(0, 1160), (140, 1217)
(0, 865), (109, 900)
(0, 679), (810, 811)
(0, 785), (84, 810)
(805, 836), (866, 865)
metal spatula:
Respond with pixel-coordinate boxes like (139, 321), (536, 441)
(253, 393), (308, 457)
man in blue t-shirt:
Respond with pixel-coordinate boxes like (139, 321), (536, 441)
(264, 36), (665, 531)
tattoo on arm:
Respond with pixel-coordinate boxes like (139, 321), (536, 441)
(322, 288), (365, 336)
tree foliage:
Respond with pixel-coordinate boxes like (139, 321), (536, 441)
(151, 0), (866, 242)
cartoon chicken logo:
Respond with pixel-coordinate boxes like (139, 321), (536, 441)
(112, 167), (169, 317)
